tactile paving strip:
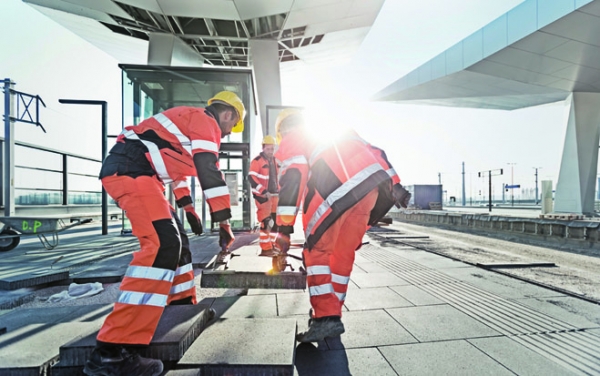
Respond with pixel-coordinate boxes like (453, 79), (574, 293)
(360, 244), (600, 375)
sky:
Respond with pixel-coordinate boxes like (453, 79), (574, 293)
(0, 0), (575, 202)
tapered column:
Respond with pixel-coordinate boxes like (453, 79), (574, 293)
(249, 39), (282, 137)
(554, 93), (600, 215)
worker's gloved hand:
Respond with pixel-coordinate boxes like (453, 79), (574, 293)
(274, 233), (291, 255)
(392, 184), (411, 208)
(183, 205), (203, 235)
(219, 221), (235, 251)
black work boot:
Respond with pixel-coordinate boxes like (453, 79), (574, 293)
(296, 316), (345, 343)
(83, 346), (163, 376)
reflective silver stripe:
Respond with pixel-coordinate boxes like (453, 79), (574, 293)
(175, 263), (192, 276)
(335, 292), (346, 301)
(118, 291), (168, 307)
(331, 273), (350, 284)
(386, 168), (397, 177)
(170, 280), (195, 294)
(277, 206), (298, 216)
(279, 155), (308, 173)
(259, 238), (271, 243)
(123, 130), (172, 184)
(125, 265), (174, 282)
(249, 171), (269, 179)
(252, 188), (262, 195)
(307, 265), (331, 276)
(173, 180), (187, 189)
(306, 163), (383, 236)
(153, 113), (192, 154)
(192, 139), (218, 153)
(309, 283), (335, 296)
(204, 185), (229, 199)
(309, 143), (331, 165)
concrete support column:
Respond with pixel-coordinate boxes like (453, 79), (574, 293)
(554, 93), (600, 215)
(249, 39), (282, 136)
(147, 33), (204, 67)
(3, 79), (15, 216)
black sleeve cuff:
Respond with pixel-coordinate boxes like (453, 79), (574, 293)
(211, 208), (232, 223)
(279, 225), (294, 235)
(176, 195), (193, 208)
(254, 195), (268, 204)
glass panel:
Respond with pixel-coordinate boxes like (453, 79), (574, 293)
(445, 42), (463, 75)
(418, 63), (431, 84)
(430, 53), (446, 80)
(576, 0), (593, 7)
(15, 145), (61, 170)
(507, 0), (537, 45)
(463, 30), (483, 68)
(537, 0), (575, 28)
(483, 15), (508, 57)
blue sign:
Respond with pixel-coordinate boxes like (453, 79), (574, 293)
(505, 184), (520, 189)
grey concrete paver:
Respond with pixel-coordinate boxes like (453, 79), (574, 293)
(387, 248), (473, 269)
(352, 261), (389, 273)
(276, 291), (312, 317)
(325, 309), (417, 349)
(389, 285), (445, 306)
(294, 345), (397, 376)
(178, 318), (296, 375)
(386, 304), (500, 342)
(350, 272), (410, 288)
(210, 294), (277, 319)
(468, 336), (579, 376)
(379, 340), (515, 376)
(344, 286), (413, 311)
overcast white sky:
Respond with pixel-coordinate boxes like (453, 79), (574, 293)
(0, 0), (576, 201)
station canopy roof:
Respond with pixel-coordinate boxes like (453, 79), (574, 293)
(24, 0), (384, 70)
(373, 0), (600, 110)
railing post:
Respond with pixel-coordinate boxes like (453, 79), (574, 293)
(3, 79), (15, 216)
(62, 154), (68, 205)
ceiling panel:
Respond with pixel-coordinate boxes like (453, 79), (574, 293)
(550, 64), (600, 83)
(485, 47), (572, 75)
(545, 40), (600, 70)
(305, 14), (378, 36)
(24, 0), (120, 24)
(115, 0), (162, 14)
(541, 10), (600, 48)
(291, 0), (352, 11)
(233, 0), (293, 20)
(285, 2), (350, 29)
(577, 0), (600, 17)
(155, 0), (239, 20)
(510, 31), (570, 55)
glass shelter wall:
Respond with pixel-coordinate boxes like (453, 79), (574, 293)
(120, 65), (255, 231)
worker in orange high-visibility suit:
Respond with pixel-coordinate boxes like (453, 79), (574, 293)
(249, 135), (280, 256)
(272, 109), (411, 343)
(83, 91), (245, 376)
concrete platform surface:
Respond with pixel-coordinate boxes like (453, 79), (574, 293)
(0, 220), (598, 375)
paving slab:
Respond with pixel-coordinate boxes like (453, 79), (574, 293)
(275, 291), (312, 317)
(379, 340), (515, 376)
(386, 304), (500, 342)
(322, 309), (417, 350)
(386, 249), (473, 269)
(350, 271), (410, 288)
(56, 304), (214, 369)
(0, 304), (112, 332)
(467, 336), (579, 376)
(0, 322), (100, 375)
(389, 285), (445, 306)
(351, 261), (389, 273)
(200, 269), (306, 289)
(510, 296), (600, 328)
(295, 345), (397, 376)
(344, 286), (413, 311)
(210, 294), (277, 319)
(436, 266), (567, 299)
(165, 370), (201, 376)
(247, 288), (305, 295)
(0, 288), (35, 309)
(177, 318), (296, 375)
(0, 269), (69, 290)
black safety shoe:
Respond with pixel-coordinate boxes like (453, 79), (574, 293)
(83, 346), (163, 376)
(296, 316), (345, 343)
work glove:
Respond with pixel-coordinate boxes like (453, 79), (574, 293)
(183, 205), (203, 235)
(392, 184), (411, 209)
(219, 221), (235, 251)
(274, 233), (290, 255)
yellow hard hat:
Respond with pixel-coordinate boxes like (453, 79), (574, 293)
(275, 108), (303, 143)
(262, 135), (277, 145)
(208, 91), (246, 133)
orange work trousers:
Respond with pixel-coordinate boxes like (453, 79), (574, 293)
(97, 174), (197, 346)
(256, 195), (278, 251)
(303, 189), (378, 318)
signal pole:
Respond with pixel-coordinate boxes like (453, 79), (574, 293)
(478, 168), (503, 212)
(533, 167), (542, 204)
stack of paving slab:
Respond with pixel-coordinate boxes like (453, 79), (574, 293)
(0, 302), (298, 375)
(201, 241), (306, 290)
